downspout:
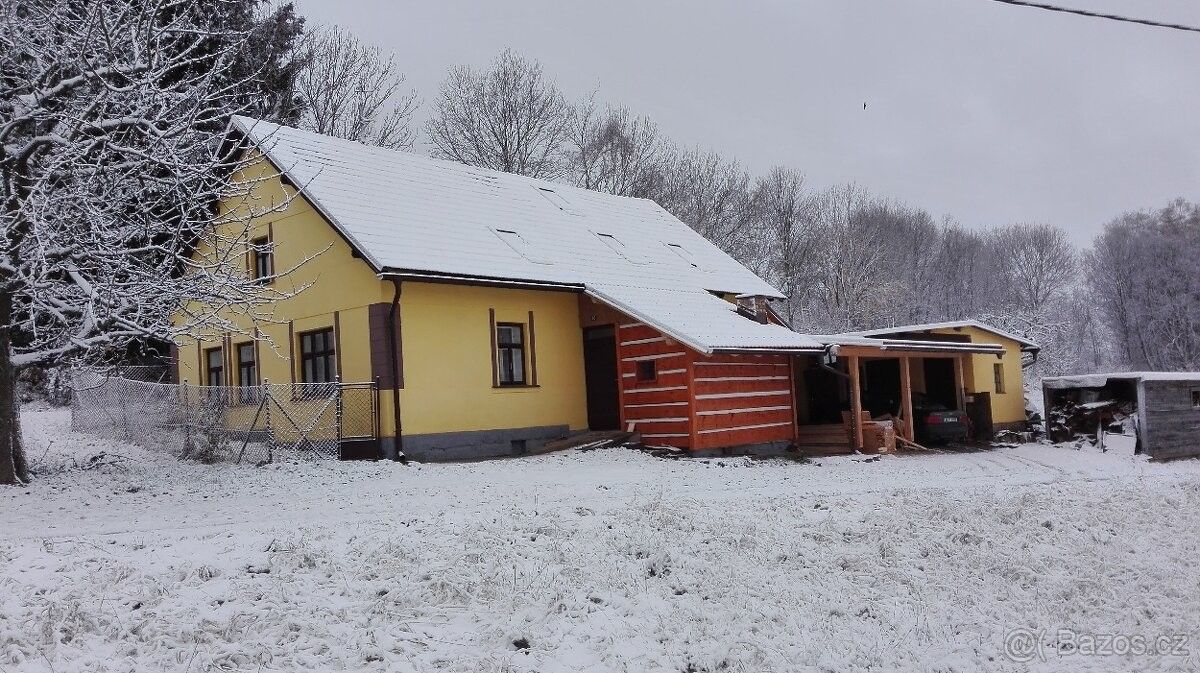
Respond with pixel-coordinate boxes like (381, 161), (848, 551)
(388, 278), (406, 463)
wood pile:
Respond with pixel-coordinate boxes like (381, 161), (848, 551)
(842, 410), (897, 454)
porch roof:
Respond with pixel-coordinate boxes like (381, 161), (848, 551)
(837, 320), (1040, 352)
(816, 334), (1008, 356)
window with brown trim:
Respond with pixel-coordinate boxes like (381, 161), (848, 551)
(237, 343), (257, 386)
(205, 347), (224, 386)
(251, 236), (273, 283)
(299, 328), (336, 384)
(993, 363), (1006, 394)
(496, 323), (526, 386)
(636, 360), (657, 382)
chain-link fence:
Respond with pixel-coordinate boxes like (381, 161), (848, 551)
(69, 370), (379, 464)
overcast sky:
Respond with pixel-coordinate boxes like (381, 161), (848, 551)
(294, 0), (1200, 245)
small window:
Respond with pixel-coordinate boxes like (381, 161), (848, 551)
(205, 347), (224, 387)
(636, 360), (657, 382)
(251, 237), (273, 283)
(1192, 390), (1200, 408)
(237, 343), (257, 387)
(496, 323), (526, 386)
(299, 328), (336, 384)
(993, 363), (1006, 394)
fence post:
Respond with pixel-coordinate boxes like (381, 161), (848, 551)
(182, 379), (190, 457)
(120, 377), (131, 442)
(263, 378), (272, 464)
(69, 368), (78, 432)
(334, 375), (343, 460)
(373, 376), (381, 444)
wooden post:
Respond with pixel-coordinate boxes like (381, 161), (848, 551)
(788, 356), (799, 443)
(954, 356), (967, 411)
(848, 354), (864, 451)
(900, 356), (915, 442)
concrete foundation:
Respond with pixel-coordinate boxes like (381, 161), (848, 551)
(382, 424), (572, 462)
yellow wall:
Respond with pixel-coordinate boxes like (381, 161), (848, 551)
(177, 158), (588, 440)
(398, 283), (588, 435)
(176, 153), (387, 389)
(920, 326), (1028, 424)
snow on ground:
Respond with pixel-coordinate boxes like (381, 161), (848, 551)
(3, 408), (1200, 672)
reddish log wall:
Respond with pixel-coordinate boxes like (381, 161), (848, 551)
(582, 295), (798, 452)
(617, 320), (693, 448)
(691, 353), (796, 450)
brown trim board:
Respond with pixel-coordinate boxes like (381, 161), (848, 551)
(527, 310), (538, 386)
(333, 310), (343, 379)
(489, 308), (499, 388)
(287, 320), (296, 384)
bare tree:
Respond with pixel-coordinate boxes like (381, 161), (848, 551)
(748, 167), (818, 326)
(296, 25), (419, 150)
(802, 186), (905, 332)
(656, 147), (754, 258)
(426, 49), (571, 178)
(568, 98), (669, 197)
(968, 223), (1078, 374)
(0, 0), (307, 484)
(1087, 200), (1200, 371)
(993, 223), (1076, 316)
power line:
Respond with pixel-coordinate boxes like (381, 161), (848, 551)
(985, 0), (1200, 34)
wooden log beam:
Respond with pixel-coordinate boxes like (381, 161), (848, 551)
(848, 354), (864, 450)
(900, 356), (915, 442)
(788, 356), (800, 443)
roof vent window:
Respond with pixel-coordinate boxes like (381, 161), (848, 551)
(595, 232), (649, 264)
(665, 242), (700, 268)
(535, 186), (579, 214)
(492, 228), (552, 264)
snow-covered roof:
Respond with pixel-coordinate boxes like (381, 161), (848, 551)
(840, 320), (1040, 351)
(587, 284), (824, 353)
(1043, 371), (1200, 389)
(816, 335), (1007, 355)
(230, 117), (822, 354)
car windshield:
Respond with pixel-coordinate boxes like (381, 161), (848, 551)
(914, 395), (950, 412)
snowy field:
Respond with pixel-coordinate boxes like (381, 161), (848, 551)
(3, 408), (1200, 672)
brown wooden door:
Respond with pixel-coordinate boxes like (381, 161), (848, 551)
(583, 326), (620, 430)
(967, 391), (994, 440)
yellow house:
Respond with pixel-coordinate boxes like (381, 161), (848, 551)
(175, 118), (1031, 461)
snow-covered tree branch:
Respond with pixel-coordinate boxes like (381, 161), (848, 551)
(0, 0), (309, 485)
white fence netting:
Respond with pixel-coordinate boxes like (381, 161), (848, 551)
(69, 370), (378, 463)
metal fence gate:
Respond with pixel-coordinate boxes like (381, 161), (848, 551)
(70, 370), (380, 463)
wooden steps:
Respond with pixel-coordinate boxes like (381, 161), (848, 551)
(795, 423), (852, 455)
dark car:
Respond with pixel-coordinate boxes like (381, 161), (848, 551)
(912, 395), (971, 444)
